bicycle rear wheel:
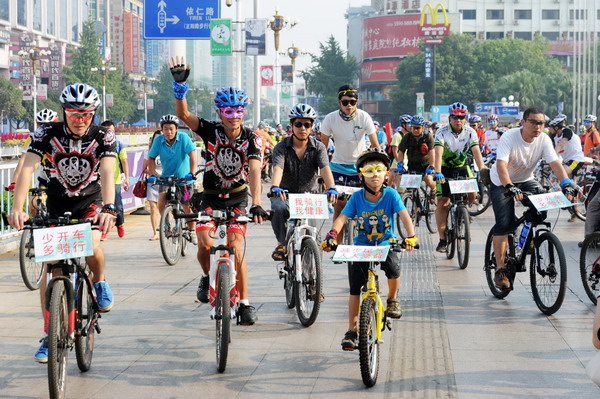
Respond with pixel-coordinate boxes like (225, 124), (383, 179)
(48, 280), (69, 399)
(216, 263), (231, 373)
(294, 238), (322, 327)
(75, 274), (95, 372)
(484, 228), (512, 299)
(181, 229), (189, 257)
(446, 208), (456, 259)
(580, 232), (600, 305)
(358, 297), (379, 388)
(343, 218), (355, 245)
(468, 182), (491, 217)
(530, 231), (567, 315)
(19, 228), (44, 290)
(424, 192), (437, 234)
(456, 206), (471, 269)
(284, 239), (296, 309)
(159, 205), (182, 265)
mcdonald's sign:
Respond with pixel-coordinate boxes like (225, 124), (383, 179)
(419, 3), (450, 37)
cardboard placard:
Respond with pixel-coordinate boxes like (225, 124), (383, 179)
(33, 223), (93, 262)
(448, 179), (479, 194)
(400, 174), (422, 188)
(332, 245), (390, 262)
(528, 192), (573, 211)
(288, 194), (329, 219)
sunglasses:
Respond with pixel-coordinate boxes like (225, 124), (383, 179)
(341, 99), (357, 106)
(65, 110), (94, 122)
(469, 124), (477, 127)
(359, 165), (388, 178)
(526, 119), (545, 126)
(293, 121), (312, 129)
(450, 115), (466, 120)
(584, 121), (592, 125)
(220, 106), (245, 118)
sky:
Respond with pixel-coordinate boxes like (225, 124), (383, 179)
(219, 0), (372, 73)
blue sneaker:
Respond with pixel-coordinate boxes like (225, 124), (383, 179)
(34, 337), (48, 363)
(94, 281), (114, 312)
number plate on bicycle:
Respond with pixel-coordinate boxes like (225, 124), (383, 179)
(528, 192), (573, 211)
(448, 179), (479, 194)
(332, 245), (390, 262)
(400, 174), (422, 188)
(289, 194), (329, 219)
(33, 223), (94, 262)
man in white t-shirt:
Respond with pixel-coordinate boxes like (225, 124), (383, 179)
(489, 107), (575, 290)
(320, 84), (380, 241)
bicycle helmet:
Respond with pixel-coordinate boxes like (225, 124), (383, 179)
(488, 114), (499, 122)
(356, 148), (391, 170)
(411, 115), (425, 127)
(585, 114), (597, 123)
(431, 122), (441, 130)
(288, 103), (317, 121)
(549, 114), (567, 128)
(59, 83), (101, 111)
(313, 121), (321, 133)
(213, 87), (249, 108)
(468, 115), (482, 124)
(399, 114), (412, 125)
(160, 114), (180, 127)
(36, 108), (58, 123)
(257, 121), (269, 129)
(449, 102), (468, 117)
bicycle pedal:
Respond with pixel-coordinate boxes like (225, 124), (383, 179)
(94, 323), (101, 334)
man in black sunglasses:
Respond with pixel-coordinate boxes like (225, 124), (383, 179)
(320, 84), (380, 242)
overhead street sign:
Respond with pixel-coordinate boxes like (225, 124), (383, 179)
(143, 0), (221, 39)
(424, 38), (444, 44)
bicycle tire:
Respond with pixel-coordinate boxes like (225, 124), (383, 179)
(484, 228), (511, 299)
(456, 206), (471, 269)
(358, 297), (379, 388)
(398, 193), (415, 239)
(580, 232), (600, 305)
(284, 237), (296, 309)
(181, 228), (189, 257)
(294, 238), (322, 327)
(75, 274), (95, 372)
(216, 263), (231, 373)
(343, 218), (355, 245)
(159, 205), (182, 265)
(19, 228), (43, 290)
(468, 182), (491, 217)
(48, 280), (69, 399)
(446, 208), (456, 260)
(424, 191), (437, 234)
(530, 231), (567, 315)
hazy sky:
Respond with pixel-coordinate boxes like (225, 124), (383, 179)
(220, 0), (372, 72)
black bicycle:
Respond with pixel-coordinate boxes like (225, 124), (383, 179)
(397, 172), (436, 237)
(444, 178), (474, 269)
(579, 230), (600, 305)
(19, 187), (48, 290)
(484, 193), (567, 315)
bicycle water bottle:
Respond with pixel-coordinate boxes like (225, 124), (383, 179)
(518, 222), (531, 249)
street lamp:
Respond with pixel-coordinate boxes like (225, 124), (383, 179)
(90, 59), (117, 122)
(269, 9), (298, 124)
(282, 43), (308, 106)
(140, 76), (155, 126)
(18, 47), (51, 129)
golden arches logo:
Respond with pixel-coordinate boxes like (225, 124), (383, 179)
(419, 3), (449, 27)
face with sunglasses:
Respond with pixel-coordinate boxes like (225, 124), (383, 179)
(338, 95), (358, 113)
(291, 118), (313, 140)
(520, 113), (545, 142)
(448, 114), (466, 132)
(64, 108), (95, 137)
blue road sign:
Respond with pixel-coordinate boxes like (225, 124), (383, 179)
(144, 0), (220, 39)
(494, 106), (519, 116)
(474, 102), (502, 114)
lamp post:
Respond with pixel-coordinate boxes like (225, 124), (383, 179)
(141, 76), (151, 126)
(269, 9), (298, 124)
(90, 59), (117, 122)
(283, 43), (307, 106)
(18, 47), (51, 129)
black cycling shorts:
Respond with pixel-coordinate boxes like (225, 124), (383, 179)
(347, 251), (400, 295)
(46, 191), (102, 224)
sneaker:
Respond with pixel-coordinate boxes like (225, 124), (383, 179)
(34, 337), (48, 363)
(191, 233), (198, 246)
(341, 330), (358, 351)
(117, 225), (125, 238)
(494, 268), (511, 290)
(196, 275), (209, 303)
(436, 240), (448, 253)
(94, 281), (114, 312)
(386, 298), (402, 319)
(238, 304), (257, 325)
(100, 232), (107, 241)
(568, 213), (577, 223)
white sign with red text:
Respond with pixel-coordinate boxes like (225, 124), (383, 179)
(528, 192), (573, 211)
(449, 179), (479, 194)
(400, 174), (422, 188)
(33, 223), (94, 262)
(332, 245), (390, 262)
(288, 194), (329, 219)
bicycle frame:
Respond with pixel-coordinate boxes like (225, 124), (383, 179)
(287, 218), (319, 282)
(505, 214), (551, 273)
(357, 265), (386, 343)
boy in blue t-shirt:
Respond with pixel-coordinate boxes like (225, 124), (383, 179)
(321, 149), (417, 351)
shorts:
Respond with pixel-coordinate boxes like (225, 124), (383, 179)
(196, 192), (248, 236)
(332, 170), (361, 187)
(147, 182), (159, 202)
(436, 165), (473, 198)
(348, 251), (401, 295)
(490, 180), (544, 236)
(406, 162), (428, 174)
(564, 159), (584, 174)
(46, 191), (102, 226)
(159, 183), (193, 205)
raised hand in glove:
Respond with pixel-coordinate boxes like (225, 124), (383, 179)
(168, 56), (191, 83)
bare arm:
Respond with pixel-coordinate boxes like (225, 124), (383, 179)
(398, 209), (416, 237)
(320, 165), (336, 189)
(148, 157), (157, 177)
(271, 165), (284, 187)
(434, 146), (443, 173)
(11, 154), (27, 185)
(120, 156), (130, 191)
(331, 213), (349, 234)
(321, 134), (330, 150)
(248, 158), (262, 208)
(496, 160), (512, 187)
(548, 159), (569, 181)
(368, 132), (380, 150)
(98, 156), (117, 233)
(188, 150), (197, 176)
(175, 98), (200, 132)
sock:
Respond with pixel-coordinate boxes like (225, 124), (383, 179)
(239, 299), (249, 306)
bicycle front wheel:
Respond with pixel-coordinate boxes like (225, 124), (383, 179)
(19, 229), (43, 290)
(456, 206), (471, 269)
(468, 182), (491, 217)
(216, 263), (231, 373)
(48, 280), (69, 399)
(484, 228), (511, 299)
(530, 231), (567, 315)
(580, 232), (600, 305)
(159, 205), (182, 265)
(397, 193), (415, 239)
(446, 208), (456, 260)
(424, 192), (437, 234)
(181, 228), (189, 257)
(358, 297), (379, 388)
(75, 275), (95, 372)
(294, 238), (322, 327)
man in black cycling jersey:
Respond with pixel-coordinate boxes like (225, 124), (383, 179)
(8, 83), (116, 363)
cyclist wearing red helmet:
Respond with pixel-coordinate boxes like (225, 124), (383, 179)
(485, 114), (501, 154)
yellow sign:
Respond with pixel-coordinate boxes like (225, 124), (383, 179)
(419, 3), (449, 27)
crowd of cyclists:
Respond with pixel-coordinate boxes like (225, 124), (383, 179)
(5, 54), (600, 367)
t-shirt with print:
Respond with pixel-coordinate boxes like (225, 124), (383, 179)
(399, 132), (434, 169)
(27, 122), (116, 197)
(193, 118), (262, 191)
(553, 128), (585, 163)
(321, 108), (376, 166)
(485, 129), (500, 153)
(434, 124), (479, 168)
(490, 127), (558, 186)
(342, 187), (406, 246)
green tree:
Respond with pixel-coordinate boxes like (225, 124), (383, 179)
(0, 77), (26, 123)
(301, 36), (359, 115)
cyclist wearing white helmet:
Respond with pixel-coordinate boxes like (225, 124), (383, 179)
(8, 83), (117, 363)
(583, 114), (600, 159)
(549, 114), (585, 179)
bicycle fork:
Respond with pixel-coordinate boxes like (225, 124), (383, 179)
(208, 225), (239, 321)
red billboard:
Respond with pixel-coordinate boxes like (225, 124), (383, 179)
(363, 14), (421, 59)
(361, 60), (400, 83)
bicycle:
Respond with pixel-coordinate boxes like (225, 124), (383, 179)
(19, 187), (48, 290)
(467, 153), (494, 217)
(26, 214), (102, 399)
(484, 192), (568, 315)
(176, 208), (251, 373)
(444, 178), (477, 269)
(396, 172), (436, 237)
(579, 230), (600, 305)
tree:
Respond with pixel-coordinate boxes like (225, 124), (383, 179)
(0, 77), (26, 124)
(300, 36), (359, 115)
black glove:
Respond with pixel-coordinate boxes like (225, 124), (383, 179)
(249, 205), (269, 221)
(170, 62), (190, 83)
(562, 185), (577, 198)
(505, 184), (522, 198)
(479, 167), (491, 186)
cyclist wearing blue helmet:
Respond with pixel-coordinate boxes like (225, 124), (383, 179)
(468, 115), (486, 153)
(169, 56), (266, 325)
